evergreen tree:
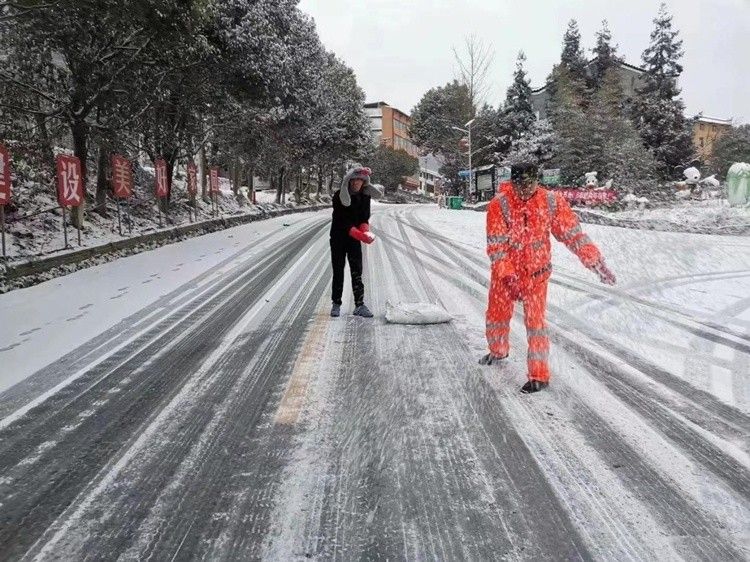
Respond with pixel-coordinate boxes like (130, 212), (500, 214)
(545, 20), (589, 119)
(560, 20), (589, 84)
(633, 3), (694, 177)
(497, 51), (535, 154)
(547, 66), (591, 183)
(606, 125), (659, 195)
(710, 125), (750, 179)
(590, 20), (622, 90)
(587, 68), (659, 191)
(411, 80), (473, 183)
(502, 119), (558, 167)
(363, 146), (419, 194)
(469, 104), (502, 166)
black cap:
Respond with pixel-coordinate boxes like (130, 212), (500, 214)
(510, 163), (539, 184)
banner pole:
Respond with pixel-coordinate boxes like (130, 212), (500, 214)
(1, 205), (5, 258)
(62, 206), (68, 249)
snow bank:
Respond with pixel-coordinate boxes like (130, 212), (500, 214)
(577, 199), (750, 235)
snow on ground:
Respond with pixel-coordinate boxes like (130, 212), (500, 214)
(0, 201), (748, 560)
(582, 197), (750, 234)
(0, 210), (329, 398)
(424, 205), (750, 412)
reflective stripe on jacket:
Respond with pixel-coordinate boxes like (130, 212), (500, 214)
(486, 182), (601, 285)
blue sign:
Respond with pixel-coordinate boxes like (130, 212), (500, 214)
(458, 170), (471, 178)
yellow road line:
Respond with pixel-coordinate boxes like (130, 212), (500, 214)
(274, 309), (330, 426)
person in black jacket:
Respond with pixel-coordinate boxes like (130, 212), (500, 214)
(330, 166), (377, 318)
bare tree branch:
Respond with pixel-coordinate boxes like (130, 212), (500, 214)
(0, 71), (64, 106)
(79, 34), (154, 117)
(452, 34), (495, 115)
(0, 0), (60, 21)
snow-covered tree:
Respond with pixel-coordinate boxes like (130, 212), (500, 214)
(363, 146), (418, 194)
(495, 51), (535, 155)
(411, 80), (473, 183)
(710, 125), (750, 179)
(545, 19), (590, 121)
(502, 119), (558, 167)
(633, 3), (695, 178)
(606, 125), (659, 195)
(547, 67), (591, 183)
(590, 20), (622, 90)
(560, 20), (589, 83)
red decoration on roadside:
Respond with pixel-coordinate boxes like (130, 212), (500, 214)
(555, 188), (617, 205)
(111, 154), (133, 198)
(210, 167), (220, 194)
(55, 154), (83, 207)
(187, 161), (198, 196)
(155, 158), (169, 198)
(0, 144), (11, 205)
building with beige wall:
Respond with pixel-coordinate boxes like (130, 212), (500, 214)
(364, 101), (419, 158)
(693, 116), (732, 160)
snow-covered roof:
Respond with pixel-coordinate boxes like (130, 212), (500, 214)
(364, 101), (411, 119)
(695, 116), (732, 126)
(531, 57), (645, 94)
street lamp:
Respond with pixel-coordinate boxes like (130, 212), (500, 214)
(452, 118), (476, 198)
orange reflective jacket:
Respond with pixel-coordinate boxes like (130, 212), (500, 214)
(486, 182), (601, 287)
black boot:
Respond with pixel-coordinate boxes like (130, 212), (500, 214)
(478, 353), (508, 365)
(520, 380), (548, 394)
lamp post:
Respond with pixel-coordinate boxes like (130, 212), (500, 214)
(452, 118), (476, 198)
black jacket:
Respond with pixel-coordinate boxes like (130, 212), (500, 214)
(330, 189), (371, 239)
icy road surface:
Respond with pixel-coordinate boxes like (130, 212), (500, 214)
(0, 204), (748, 561)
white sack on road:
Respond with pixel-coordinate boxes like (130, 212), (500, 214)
(385, 301), (452, 325)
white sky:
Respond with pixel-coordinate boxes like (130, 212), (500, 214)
(299, 0), (749, 124)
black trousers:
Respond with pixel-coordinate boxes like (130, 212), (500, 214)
(330, 236), (364, 306)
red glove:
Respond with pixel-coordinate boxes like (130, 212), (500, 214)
(590, 259), (616, 285)
(349, 226), (376, 244)
(359, 222), (369, 233)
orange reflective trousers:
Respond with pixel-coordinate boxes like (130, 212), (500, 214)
(486, 276), (550, 381)
(485, 183), (602, 382)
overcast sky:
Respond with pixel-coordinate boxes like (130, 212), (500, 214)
(298, 0), (749, 124)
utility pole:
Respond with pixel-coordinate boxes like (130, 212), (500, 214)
(452, 118), (476, 198)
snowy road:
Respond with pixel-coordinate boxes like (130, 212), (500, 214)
(0, 204), (748, 560)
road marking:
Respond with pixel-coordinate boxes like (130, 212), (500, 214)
(274, 308), (329, 426)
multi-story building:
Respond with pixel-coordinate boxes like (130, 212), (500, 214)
(693, 116), (732, 160)
(364, 101), (419, 158)
(418, 154), (444, 196)
(531, 58), (647, 120)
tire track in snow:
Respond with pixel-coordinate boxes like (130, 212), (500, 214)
(54, 243), (332, 561)
(372, 212), (593, 560)
(411, 216), (750, 494)
(0, 215), (324, 420)
(404, 210), (750, 441)
(0, 220), (326, 464)
(0, 222), (328, 560)
(398, 214), (750, 333)
(390, 207), (747, 560)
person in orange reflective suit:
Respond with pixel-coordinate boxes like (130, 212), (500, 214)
(479, 163), (616, 393)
